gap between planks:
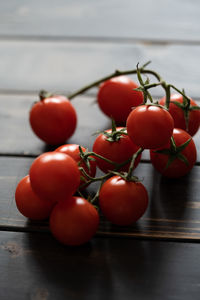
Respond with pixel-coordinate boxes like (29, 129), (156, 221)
(1, 34), (200, 46)
(0, 224), (200, 244)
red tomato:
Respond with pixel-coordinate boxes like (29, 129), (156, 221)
(15, 175), (54, 220)
(97, 76), (143, 124)
(29, 152), (80, 202)
(55, 144), (96, 186)
(126, 105), (174, 149)
(50, 196), (99, 246)
(159, 94), (200, 136)
(29, 95), (77, 145)
(150, 128), (197, 178)
(92, 127), (141, 173)
(99, 176), (148, 226)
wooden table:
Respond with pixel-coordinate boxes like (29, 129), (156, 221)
(1, 1), (200, 299)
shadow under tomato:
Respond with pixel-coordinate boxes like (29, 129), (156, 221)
(42, 143), (62, 153)
(26, 232), (118, 300)
(147, 167), (192, 221)
(27, 231), (168, 300)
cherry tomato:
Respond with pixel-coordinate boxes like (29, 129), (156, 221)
(150, 128), (197, 178)
(15, 175), (54, 220)
(29, 152), (80, 202)
(97, 76), (143, 124)
(126, 105), (174, 149)
(99, 176), (148, 226)
(29, 94), (77, 145)
(159, 94), (200, 136)
(55, 144), (96, 187)
(50, 196), (99, 246)
(92, 127), (141, 173)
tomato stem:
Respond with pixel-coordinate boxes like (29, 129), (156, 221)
(86, 152), (118, 166)
(126, 148), (144, 181)
(79, 167), (111, 189)
(68, 61), (161, 100)
(79, 149), (140, 189)
(169, 84), (191, 103)
(39, 90), (53, 100)
(162, 83), (171, 109)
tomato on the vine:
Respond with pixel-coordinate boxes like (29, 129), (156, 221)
(92, 127), (141, 173)
(29, 93), (77, 145)
(99, 176), (148, 226)
(126, 105), (174, 149)
(29, 152), (80, 202)
(15, 175), (54, 220)
(50, 196), (99, 246)
(97, 76), (143, 124)
(150, 128), (197, 178)
(159, 94), (200, 136)
(55, 144), (96, 186)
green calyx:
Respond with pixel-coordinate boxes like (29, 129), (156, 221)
(154, 136), (192, 171)
(103, 119), (127, 142)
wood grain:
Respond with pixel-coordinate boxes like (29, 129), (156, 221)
(0, 41), (200, 97)
(1, 231), (200, 300)
(0, 0), (199, 42)
(1, 1), (200, 298)
(1, 156), (200, 241)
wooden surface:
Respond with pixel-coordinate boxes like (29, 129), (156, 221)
(1, 1), (200, 299)
(1, 232), (200, 300)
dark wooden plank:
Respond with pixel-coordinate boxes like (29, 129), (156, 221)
(0, 94), (200, 163)
(0, 0), (200, 42)
(0, 41), (200, 97)
(2, 156), (200, 241)
(0, 231), (200, 300)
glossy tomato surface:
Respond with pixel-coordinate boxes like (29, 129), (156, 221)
(97, 76), (143, 124)
(150, 128), (197, 178)
(29, 95), (77, 145)
(15, 175), (54, 220)
(159, 94), (200, 136)
(126, 105), (174, 149)
(50, 196), (99, 246)
(29, 152), (80, 202)
(92, 127), (141, 173)
(99, 176), (148, 226)
(55, 144), (96, 186)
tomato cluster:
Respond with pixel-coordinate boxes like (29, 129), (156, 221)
(15, 149), (99, 246)
(15, 67), (200, 246)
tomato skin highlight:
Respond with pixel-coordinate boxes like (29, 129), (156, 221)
(15, 175), (54, 220)
(99, 176), (148, 226)
(150, 128), (197, 178)
(126, 105), (174, 149)
(29, 95), (77, 145)
(55, 144), (96, 186)
(29, 152), (80, 202)
(97, 76), (143, 124)
(92, 127), (141, 173)
(159, 94), (200, 136)
(50, 196), (99, 246)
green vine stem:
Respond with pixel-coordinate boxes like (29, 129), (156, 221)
(126, 147), (144, 180)
(79, 167), (111, 189)
(134, 66), (198, 113)
(85, 152), (118, 166)
(40, 61), (199, 116)
(169, 85), (191, 103)
(68, 61), (162, 100)
(79, 147), (144, 199)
